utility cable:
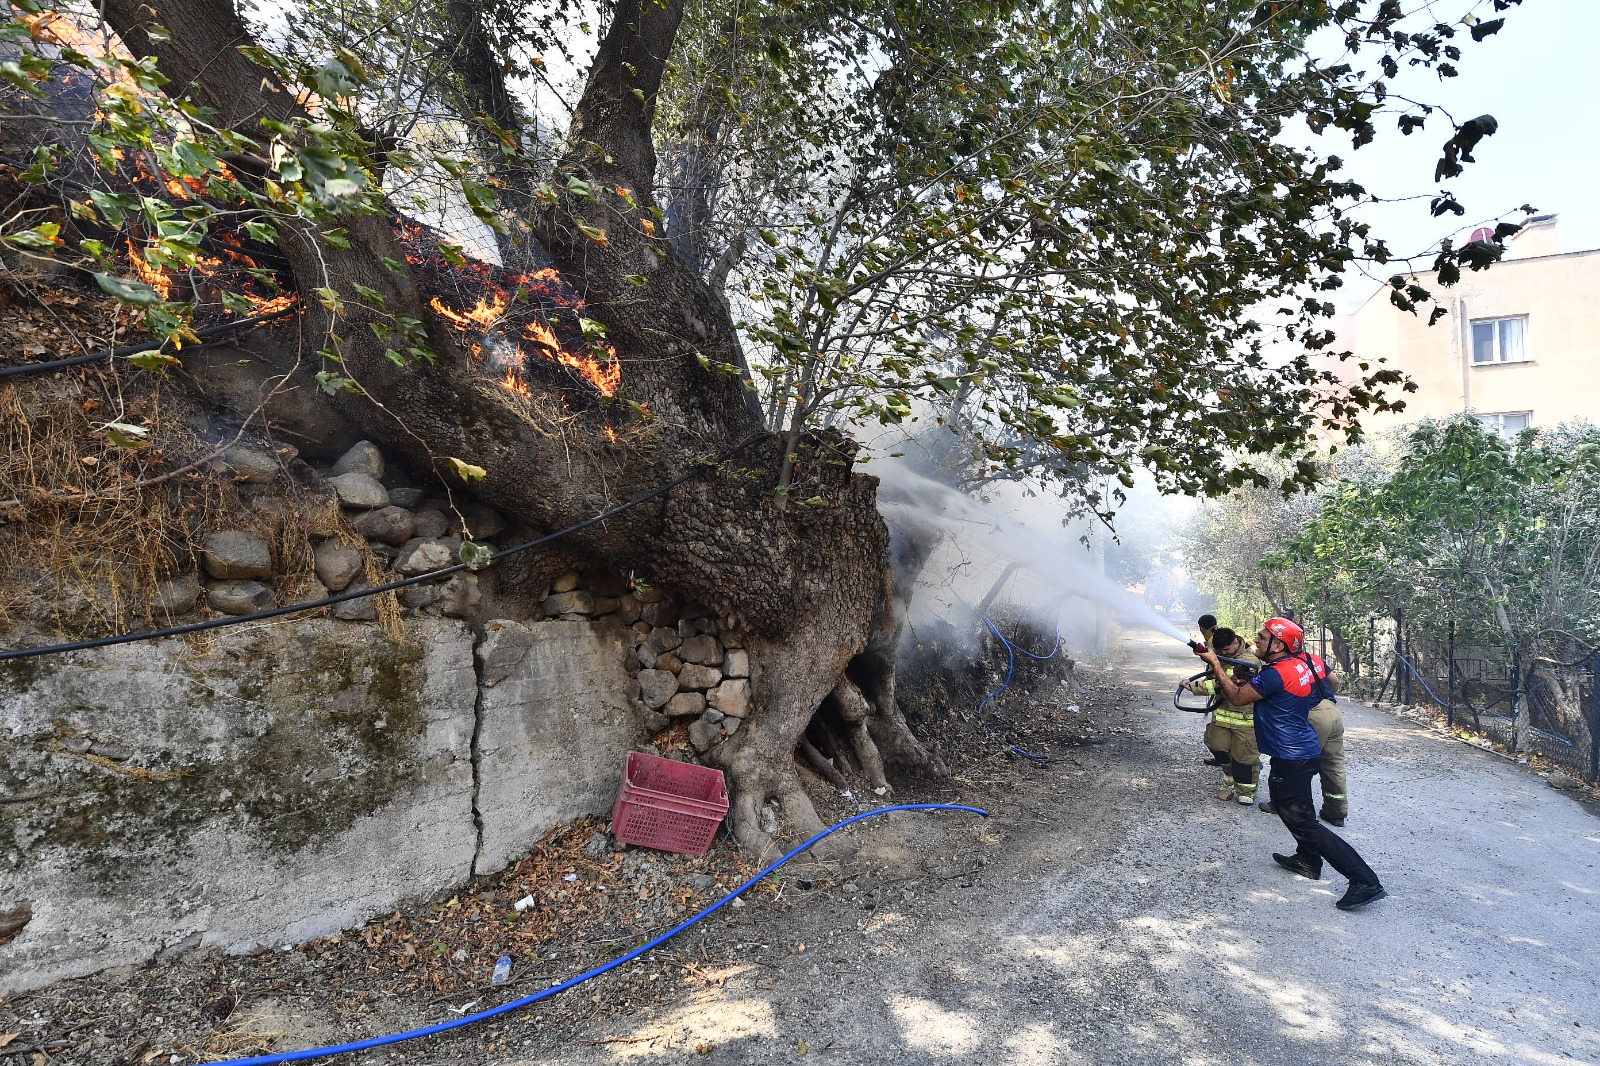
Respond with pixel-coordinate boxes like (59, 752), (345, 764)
(0, 305), (300, 379)
(215, 802), (989, 1066)
(0, 435), (764, 662)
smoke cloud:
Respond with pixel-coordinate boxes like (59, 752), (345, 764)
(872, 459), (1191, 654)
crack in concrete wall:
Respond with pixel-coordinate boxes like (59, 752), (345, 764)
(1, 615), (642, 993)
(468, 626), (489, 878)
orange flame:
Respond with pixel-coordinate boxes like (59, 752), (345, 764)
(425, 291), (622, 397)
(519, 321), (621, 396)
(127, 245), (172, 299)
(498, 370), (531, 398)
(558, 347), (622, 396)
(243, 293), (299, 316)
(429, 293), (508, 331)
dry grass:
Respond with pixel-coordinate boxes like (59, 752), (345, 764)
(200, 1007), (291, 1060)
(0, 331), (358, 640)
(0, 372), (228, 636)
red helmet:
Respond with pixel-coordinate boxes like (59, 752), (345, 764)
(1262, 616), (1304, 653)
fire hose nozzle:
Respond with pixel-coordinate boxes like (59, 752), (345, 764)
(1187, 640), (1207, 655)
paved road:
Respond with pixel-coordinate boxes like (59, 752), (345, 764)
(507, 628), (1600, 1066)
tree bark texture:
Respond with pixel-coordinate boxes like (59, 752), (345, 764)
(96, 0), (940, 853)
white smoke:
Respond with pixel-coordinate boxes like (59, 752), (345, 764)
(872, 460), (1191, 654)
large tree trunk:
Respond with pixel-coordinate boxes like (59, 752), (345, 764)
(99, 0), (940, 853)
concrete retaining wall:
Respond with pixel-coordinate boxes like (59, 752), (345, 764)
(0, 615), (640, 993)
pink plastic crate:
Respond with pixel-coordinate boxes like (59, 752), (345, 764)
(609, 752), (729, 855)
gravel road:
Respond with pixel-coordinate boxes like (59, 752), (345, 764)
(10, 628), (1596, 1065)
(511, 627), (1600, 1066)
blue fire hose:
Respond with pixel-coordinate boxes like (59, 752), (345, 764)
(979, 617), (1060, 762)
(218, 802), (988, 1065)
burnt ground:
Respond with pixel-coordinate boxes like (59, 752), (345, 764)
(6, 628), (1600, 1066)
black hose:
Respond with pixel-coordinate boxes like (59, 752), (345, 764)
(0, 306), (299, 379)
(0, 434), (765, 662)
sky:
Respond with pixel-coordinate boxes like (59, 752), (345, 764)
(1303, 0), (1600, 310)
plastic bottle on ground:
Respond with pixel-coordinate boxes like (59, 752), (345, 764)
(491, 956), (512, 985)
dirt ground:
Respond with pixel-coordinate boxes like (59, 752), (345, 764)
(5, 628), (1599, 1066)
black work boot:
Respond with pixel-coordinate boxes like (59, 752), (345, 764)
(1272, 852), (1323, 880)
(1336, 882), (1388, 910)
(1258, 801), (1276, 815)
(1319, 808), (1347, 827)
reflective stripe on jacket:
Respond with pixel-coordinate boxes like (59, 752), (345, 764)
(1201, 646), (1262, 728)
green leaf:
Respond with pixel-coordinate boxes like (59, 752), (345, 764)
(102, 422), (151, 450)
(127, 349), (179, 372)
(461, 179), (506, 232)
(6, 222), (61, 251)
(314, 370), (357, 395)
(88, 189), (130, 228)
(93, 272), (163, 306)
(244, 220), (278, 244)
(0, 61), (42, 95)
(446, 457), (487, 483)
(352, 283), (388, 309)
(459, 540), (493, 570)
(219, 291), (255, 314)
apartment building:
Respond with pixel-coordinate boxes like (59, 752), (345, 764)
(1345, 215), (1600, 438)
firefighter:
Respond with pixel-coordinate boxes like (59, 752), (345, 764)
(1196, 617), (1387, 911)
(1188, 627), (1262, 804)
(1195, 614), (1225, 770)
(1258, 659), (1350, 826)
(1309, 698), (1349, 825)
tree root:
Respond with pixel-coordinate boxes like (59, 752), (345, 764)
(851, 653), (947, 780)
(797, 736), (848, 788)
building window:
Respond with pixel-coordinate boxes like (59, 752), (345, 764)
(1478, 412), (1532, 437)
(1471, 315), (1528, 365)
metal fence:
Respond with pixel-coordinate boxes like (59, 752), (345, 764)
(1335, 616), (1600, 783)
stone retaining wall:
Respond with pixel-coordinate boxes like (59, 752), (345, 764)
(0, 437), (759, 994)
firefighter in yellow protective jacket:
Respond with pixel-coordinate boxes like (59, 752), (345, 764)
(1189, 627), (1263, 804)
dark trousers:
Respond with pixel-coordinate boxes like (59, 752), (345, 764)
(1267, 757), (1379, 885)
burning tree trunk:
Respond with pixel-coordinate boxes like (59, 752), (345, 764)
(94, 0), (939, 855)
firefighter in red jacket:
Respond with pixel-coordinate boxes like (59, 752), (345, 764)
(1197, 617), (1387, 911)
